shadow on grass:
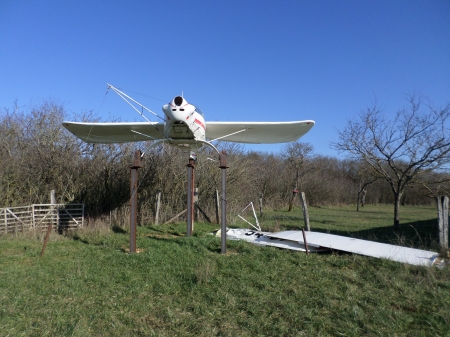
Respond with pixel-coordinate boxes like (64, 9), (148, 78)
(112, 226), (127, 234)
(350, 218), (439, 250)
(71, 235), (90, 245)
(279, 218), (439, 250)
(146, 232), (226, 254)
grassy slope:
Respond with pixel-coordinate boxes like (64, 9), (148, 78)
(1, 205), (449, 336)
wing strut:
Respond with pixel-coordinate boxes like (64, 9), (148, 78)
(130, 130), (160, 140)
(238, 202), (261, 232)
(209, 128), (247, 142)
(108, 83), (168, 141)
(108, 84), (165, 122)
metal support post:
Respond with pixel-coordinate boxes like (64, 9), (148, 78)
(219, 150), (228, 254)
(187, 153), (196, 236)
(215, 189), (220, 224)
(130, 150), (142, 254)
(194, 188), (199, 221)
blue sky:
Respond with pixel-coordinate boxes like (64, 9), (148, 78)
(1, 0), (449, 156)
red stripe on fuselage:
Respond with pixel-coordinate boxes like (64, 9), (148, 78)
(195, 118), (206, 130)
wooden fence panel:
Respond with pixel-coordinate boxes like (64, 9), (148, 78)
(0, 204), (84, 235)
(0, 206), (32, 235)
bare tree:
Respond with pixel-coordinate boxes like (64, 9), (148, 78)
(346, 160), (378, 211)
(282, 141), (315, 211)
(332, 95), (450, 229)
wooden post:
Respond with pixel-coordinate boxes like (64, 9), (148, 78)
(163, 209), (187, 225)
(50, 190), (56, 203)
(40, 222), (52, 256)
(4, 208), (7, 234)
(14, 208), (17, 237)
(154, 191), (161, 225)
(50, 190), (56, 232)
(39, 189), (57, 256)
(288, 189), (299, 212)
(259, 195), (263, 217)
(130, 150), (142, 254)
(300, 192), (310, 231)
(438, 195), (449, 251)
(219, 151), (228, 254)
(302, 228), (309, 255)
(215, 188), (220, 224)
(196, 204), (212, 223)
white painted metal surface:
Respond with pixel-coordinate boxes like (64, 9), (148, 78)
(237, 202), (261, 232)
(266, 231), (439, 267)
(63, 88), (315, 150)
(226, 229), (329, 253)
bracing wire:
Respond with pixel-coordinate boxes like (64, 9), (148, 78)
(108, 84), (165, 122)
(107, 84), (167, 140)
(115, 88), (168, 103)
(85, 86), (111, 142)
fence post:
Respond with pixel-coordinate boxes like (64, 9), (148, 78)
(302, 228), (309, 255)
(300, 192), (310, 231)
(438, 195), (449, 251)
(259, 195), (263, 217)
(14, 208), (17, 237)
(32, 205), (36, 230)
(82, 204), (85, 227)
(154, 191), (161, 225)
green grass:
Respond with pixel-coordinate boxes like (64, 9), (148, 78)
(1, 205), (449, 336)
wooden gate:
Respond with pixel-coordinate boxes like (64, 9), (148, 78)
(0, 204), (84, 235)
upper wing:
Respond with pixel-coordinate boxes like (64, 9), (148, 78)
(62, 121), (165, 143)
(205, 121), (315, 144)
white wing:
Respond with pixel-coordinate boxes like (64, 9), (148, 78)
(62, 122), (165, 143)
(205, 121), (315, 144)
(63, 120), (315, 145)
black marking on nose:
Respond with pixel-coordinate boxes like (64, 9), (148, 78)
(174, 96), (183, 106)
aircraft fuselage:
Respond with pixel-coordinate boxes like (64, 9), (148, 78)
(162, 96), (206, 150)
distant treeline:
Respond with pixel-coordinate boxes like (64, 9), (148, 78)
(0, 101), (435, 224)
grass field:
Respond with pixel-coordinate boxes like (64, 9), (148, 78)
(1, 205), (449, 336)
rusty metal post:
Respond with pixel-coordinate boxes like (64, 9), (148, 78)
(302, 228), (309, 255)
(194, 187), (199, 221)
(191, 160), (195, 232)
(219, 151), (228, 254)
(130, 150), (142, 254)
(186, 157), (195, 236)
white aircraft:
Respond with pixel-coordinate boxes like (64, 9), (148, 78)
(62, 85), (315, 151)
